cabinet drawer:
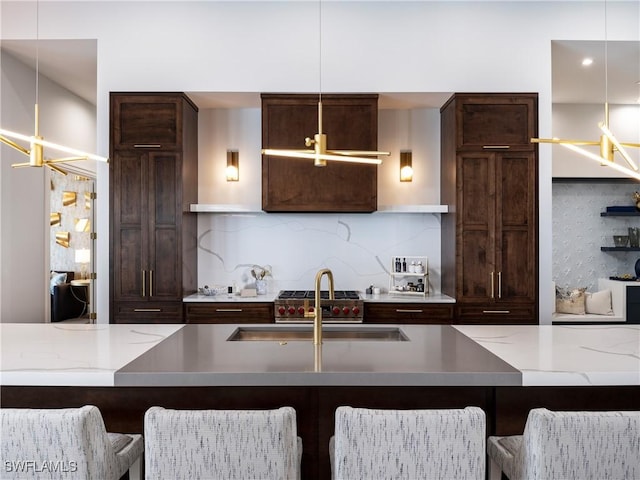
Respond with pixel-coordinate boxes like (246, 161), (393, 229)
(456, 305), (536, 324)
(185, 303), (274, 324)
(364, 303), (453, 324)
(112, 301), (184, 323)
(453, 94), (537, 151)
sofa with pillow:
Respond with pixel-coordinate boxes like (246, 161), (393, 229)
(552, 278), (625, 323)
(50, 271), (87, 322)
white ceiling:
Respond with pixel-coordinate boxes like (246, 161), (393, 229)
(2, 38), (639, 108)
(552, 40), (640, 105)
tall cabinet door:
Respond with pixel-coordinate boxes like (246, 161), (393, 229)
(495, 152), (537, 306)
(457, 153), (496, 304)
(148, 152), (181, 300)
(111, 151), (148, 302)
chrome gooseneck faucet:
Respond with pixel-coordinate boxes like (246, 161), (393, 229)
(313, 268), (335, 345)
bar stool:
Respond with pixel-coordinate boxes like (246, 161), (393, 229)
(144, 406), (301, 480)
(331, 406), (486, 480)
(1, 405), (143, 479)
(487, 408), (640, 480)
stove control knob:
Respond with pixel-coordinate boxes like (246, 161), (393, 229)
(288, 306), (296, 315)
(332, 306), (340, 315)
(308, 307), (315, 314)
(297, 306), (305, 315)
(278, 306), (286, 315)
(352, 306), (360, 315)
(342, 307), (350, 315)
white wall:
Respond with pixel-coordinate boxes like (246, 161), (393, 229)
(197, 107), (442, 207)
(2, 0), (639, 323)
(0, 50), (96, 323)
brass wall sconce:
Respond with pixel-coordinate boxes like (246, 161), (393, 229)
(400, 151), (413, 182)
(62, 191), (77, 207)
(50, 212), (61, 226)
(55, 231), (70, 248)
(226, 150), (239, 182)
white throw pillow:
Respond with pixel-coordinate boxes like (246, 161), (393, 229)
(585, 289), (614, 315)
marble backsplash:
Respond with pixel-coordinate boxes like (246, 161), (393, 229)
(553, 182), (640, 291)
(196, 212), (442, 295)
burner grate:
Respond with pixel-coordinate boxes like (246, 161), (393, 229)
(277, 290), (360, 300)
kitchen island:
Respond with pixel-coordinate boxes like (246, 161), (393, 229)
(2, 323), (638, 479)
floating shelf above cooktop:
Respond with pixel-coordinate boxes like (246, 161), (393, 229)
(190, 204), (449, 214)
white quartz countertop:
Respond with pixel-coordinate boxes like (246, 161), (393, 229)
(1, 324), (638, 387)
(454, 325), (640, 386)
(183, 292), (455, 304)
(0, 323), (183, 386)
(360, 292), (455, 303)
(184, 293), (278, 303)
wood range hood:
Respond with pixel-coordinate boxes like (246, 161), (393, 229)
(261, 93), (381, 213)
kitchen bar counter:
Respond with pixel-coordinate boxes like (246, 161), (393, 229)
(1, 323), (638, 388)
(115, 324), (519, 387)
(3, 323), (638, 480)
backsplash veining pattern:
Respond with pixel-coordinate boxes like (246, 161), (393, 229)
(197, 213), (442, 294)
(553, 182), (640, 291)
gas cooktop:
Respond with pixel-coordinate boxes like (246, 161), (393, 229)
(274, 290), (363, 322)
(276, 290), (361, 300)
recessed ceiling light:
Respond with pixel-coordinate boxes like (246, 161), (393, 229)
(582, 57), (594, 66)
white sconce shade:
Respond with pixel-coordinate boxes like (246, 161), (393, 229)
(75, 248), (91, 265)
(400, 150), (413, 182)
(226, 150), (239, 181)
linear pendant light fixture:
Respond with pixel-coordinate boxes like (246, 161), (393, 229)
(0, 0), (108, 175)
(260, 0), (389, 167)
(532, 0), (640, 179)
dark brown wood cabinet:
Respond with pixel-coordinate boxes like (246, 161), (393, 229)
(364, 303), (454, 324)
(261, 93), (379, 212)
(184, 303), (274, 324)
(110, 93), (198, 323)
(441, 94), (538, 324)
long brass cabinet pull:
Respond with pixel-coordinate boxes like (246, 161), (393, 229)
(216, 309), (243, 313)
(482, 145), (510, 149)
(133, 144), (162, 148)
(149, 270), (154, 297)
(134, 308), (162, 312)
(141, 270), (146, 297)
(396, 309), (423, 313)
(497, 271), (502, 299)
(483, 310), (511, 314)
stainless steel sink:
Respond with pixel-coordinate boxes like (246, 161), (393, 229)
(227, 326), (409, 342)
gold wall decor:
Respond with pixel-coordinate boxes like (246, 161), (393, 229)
(84, 191), (92, 210)
(74, 217), (90, 232)
(62, 191), (77, 207)
(55, 231), (70, 248)
(50, 212), (61, 226)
